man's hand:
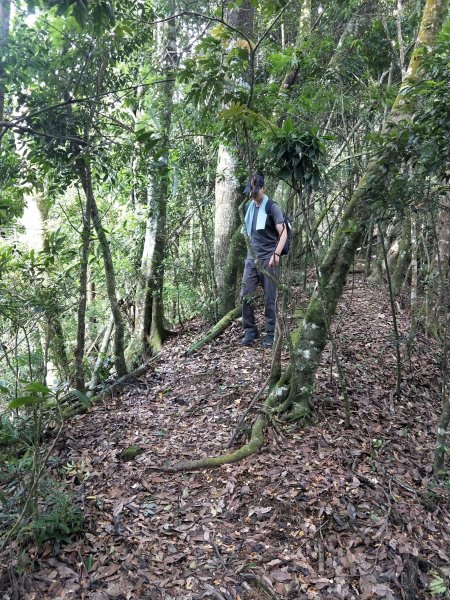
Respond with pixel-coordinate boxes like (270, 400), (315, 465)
(269, 253), (280, 268)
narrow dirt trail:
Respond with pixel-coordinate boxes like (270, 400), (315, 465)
(7, 277), (450, 599)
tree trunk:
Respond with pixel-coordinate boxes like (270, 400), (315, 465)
(74, 184), (92, 391)
(435, 393), (450, 474)
(0, 0), (10, 125)
(410, 212), (418, 333)
(427, 194), (450, 335)
(87, 314), (114, 396)
(213, 0), (254, 318)
(20, 191), (69, 385)
(79, 162), (128, 377)
(280, 0), (311, 91)
(127, 16), (176, 364)
(276, 0), (449, 421)
(392, 212), (412, 296)
(214, 147), (246, 316)
(328, 0), (375, 71)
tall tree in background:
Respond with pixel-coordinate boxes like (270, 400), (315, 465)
(19, 188), (69, 384)
(0, 0), (10, 125)
(128, 10), (177, 364)
(213, 0), (253, 318)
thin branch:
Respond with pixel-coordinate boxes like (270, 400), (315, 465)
(0, 80), (175, 128)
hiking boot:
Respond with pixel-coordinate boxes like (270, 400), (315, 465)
(241, 332), (259, 346)
(262, 335), (274, 348)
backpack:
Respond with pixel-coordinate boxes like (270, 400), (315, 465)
(265, 199), (292, 256)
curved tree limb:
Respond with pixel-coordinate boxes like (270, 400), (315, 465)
(186, 306), (241, 355)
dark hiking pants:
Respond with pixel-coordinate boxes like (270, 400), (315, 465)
(241, 257), (278, 338)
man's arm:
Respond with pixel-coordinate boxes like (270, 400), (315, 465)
(269, 222), (288, 268)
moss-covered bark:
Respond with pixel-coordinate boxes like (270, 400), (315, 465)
(277, 169), (381, 421)
(186, 306), (241, 355)
(218, 227), (246, 318)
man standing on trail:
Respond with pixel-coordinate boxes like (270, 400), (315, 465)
(241, 173), (287, 348)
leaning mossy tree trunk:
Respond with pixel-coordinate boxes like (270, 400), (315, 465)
(187, 306), (241, 355)
(276, 185), (369, 421)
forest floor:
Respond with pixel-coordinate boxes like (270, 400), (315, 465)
(2, 275), (450, 600)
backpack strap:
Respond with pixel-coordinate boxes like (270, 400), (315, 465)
(265, 198), (274, 214)
(265, 198), (276, 231)
(265, 199), (285, 234)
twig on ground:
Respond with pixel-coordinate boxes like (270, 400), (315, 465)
(228, 373), (272, 447)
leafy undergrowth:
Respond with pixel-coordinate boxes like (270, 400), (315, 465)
(2, 277), (450, 599)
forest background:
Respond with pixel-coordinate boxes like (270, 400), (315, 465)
(1, 0), (450, 597)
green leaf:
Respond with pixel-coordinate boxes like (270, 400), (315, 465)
(8, 396), (42, 409)
(85, 554), (95, 572)
(24, 382), (52, 394)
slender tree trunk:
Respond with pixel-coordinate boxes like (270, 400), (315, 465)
(364, 221), (375, 276)
(392, 212), (412, 296)
(79, 162), (127, 377)
(410, 212), (418, 333)
(431, 196), (450, 473)
(277, 0), (449, 421)
(428, 194), (450, 334)
(327, 0), (375, 72)
(74, 187), (92, 391)
(149, 19), (178, 352)
(0, 0), (10, 125)
(38, 201), (70, 382)
(435, 396), (450, 473)
(87, 314), (114, 396)
(280, 0), (311, 91)
(396, 0), (406, 78)
(127, 16), (176, 364)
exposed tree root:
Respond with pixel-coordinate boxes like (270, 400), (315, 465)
(228, 373), (272, 448)
(186, 306), (241, 355)
(170, 379), (291, 471)
(282, 401), (312, 423)
(171, 413), (266, 471)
